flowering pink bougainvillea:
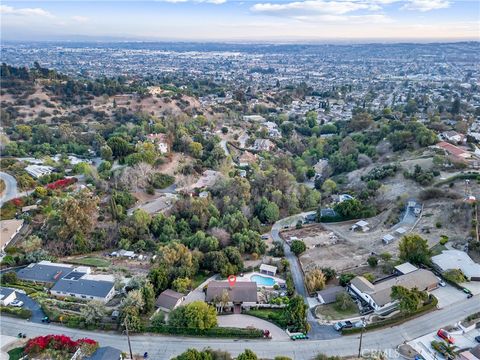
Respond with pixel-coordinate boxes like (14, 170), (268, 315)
(24, 334), (98, 355)
(45, 177), (77, 190)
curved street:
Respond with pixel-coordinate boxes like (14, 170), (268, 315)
(0, 172), (18, 206)
(1, 294), (479, 359)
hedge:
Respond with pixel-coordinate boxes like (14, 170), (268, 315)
(245, 309), (288, 329)
(147, 325), (264, 338)
(435, 173), (480, 187)
(342, 296), (438, 335)
(0, 306), (32, 319)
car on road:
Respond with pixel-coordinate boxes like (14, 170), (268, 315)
(9, 300), (24, 307)
(463, 288), (472, 294)
(437, 329), (455, 344)
(467, 293), (473, 298)
(475, 335), (480, 343)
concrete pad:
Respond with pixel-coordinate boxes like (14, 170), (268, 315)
(431, 284), (467, 308)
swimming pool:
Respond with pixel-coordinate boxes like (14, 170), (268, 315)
(251, 274), (276, 286)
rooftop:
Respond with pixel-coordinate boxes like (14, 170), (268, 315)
(206, 281), (257, 303)
(17, 261), (74, 283)
(51, 278), (114, 298)
(432, 249), (480, 279)
(155, 289), (184, 310)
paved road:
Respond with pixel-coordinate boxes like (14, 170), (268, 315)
(270, 211), (339, 340)
(0, 172), (18, 206)
(1, 294), (479, 359)
(14, 292), (45, 323)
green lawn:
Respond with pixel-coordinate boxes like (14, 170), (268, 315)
(430, 243), (447, 256)
(191, 272), (210, 289)
(8, 347), (24, 360)
(245, 308), (287, 329)
(67, 256), (111, 267)
(315, 303), (359, 321)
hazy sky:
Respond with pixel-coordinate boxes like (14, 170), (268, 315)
(1, 0), (479, 41)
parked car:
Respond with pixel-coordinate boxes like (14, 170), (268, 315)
(436, 277), (446, 287)
(475, 335), (480, 343)
(334, 321), (353, 331)
(437, 329), (455, 344)
(9, 300), (24, 307)
(467, 293), (473, 298)
(41, 316), (50, 323)
(463, 288), (472, 294)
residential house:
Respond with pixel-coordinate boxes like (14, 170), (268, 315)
(259, 264), (277, 276)
(0, 219), (24, 252)
(317, 286), (344, 305)
(85, 346), (123, 360)
(146, 133), (169, 154)
(51, 273), (115, 303)
(441, 130), (465, 144)
(17, 261), (75, 284)
(155, 289), (185, 313)
(25, 165), (54, 178)
(348, 267), (438, 315)
(243, 115), (266, 122)
(382, 234), (395, 245)
(434, 141), (473, 163)
(238, 151), (257, 167)
(253, 139), (275, 152)
(0, 287), (16, 306)
(206, 281), (258, 313)
(431, 250), (480, 281)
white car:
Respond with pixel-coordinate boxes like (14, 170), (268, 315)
(9, 300), (24, 307)
(436, 277), (446, 287)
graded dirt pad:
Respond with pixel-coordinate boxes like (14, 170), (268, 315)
(415, 198), (472, 246)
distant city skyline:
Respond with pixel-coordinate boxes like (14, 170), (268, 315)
(1, 0), (479, 42)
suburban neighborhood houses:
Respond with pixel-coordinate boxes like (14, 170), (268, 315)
(0, 40), (480, 360)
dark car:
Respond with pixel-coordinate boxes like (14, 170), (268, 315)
(467, 293), (473, 298)
(475, 335), (480, 343)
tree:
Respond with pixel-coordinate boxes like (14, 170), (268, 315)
(1, 271), (18, 284)
(305, 269), (326, 293)
(321, 179), (337, 195)
(285, 295), (309, 333)
(290, 240), (306, 256)
(339, 273), (355, 286)
(398, 234), (431, 266)
(237, 350), (258, 360)
(334, 292), (356, 312)
(148, 266), (169, 295)
(172, 277), (192, 293)
(189, 142), (203, 158)
(367, 255), (378, 268)
(443, 269), (466, 284)
(141, 281), (156, 314)
(391, 286), (428, 314)
(107, 136), (130, 158)
(169, 301), (217, 330)
(81, 301), (105, 326)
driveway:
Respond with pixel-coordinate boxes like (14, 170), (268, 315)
(217, 314), (289, 340)
(271, 211), (339, 340)
(431, 284), (467, 308)
(12, 291), (45, 323)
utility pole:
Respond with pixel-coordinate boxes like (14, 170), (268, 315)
(358, 317), (366, 358)
(124, 316), (134, 360)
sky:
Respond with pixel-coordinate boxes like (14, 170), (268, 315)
(1, 0), (479, 42)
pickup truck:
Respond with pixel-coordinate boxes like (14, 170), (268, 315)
(334, 321), (353, 331)
(334, 320), (364, 331)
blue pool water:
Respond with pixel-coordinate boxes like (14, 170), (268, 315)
(251, 275), (276, 286)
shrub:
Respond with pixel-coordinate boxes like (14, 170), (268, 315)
(439, 235), (449, 245)
(148, 325), (263, 338)
(443, 269), (467, 284)
(290, 240), (306, 256)
(0, 306), (32, 319)
(367, 256), (378, 268)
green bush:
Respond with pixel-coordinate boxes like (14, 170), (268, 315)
(0, 306), (32, 319)
(245, 309), (288, 329)
(147, 325), (263, 338)
(150, 173), (175, 189)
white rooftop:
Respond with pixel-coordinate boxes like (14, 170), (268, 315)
(395, 262), (418, 275)
(395, 227), (407, 234)
(260, 264), (277, 272)
(431, 250), (480, 280)
(355, 220), (369, 227)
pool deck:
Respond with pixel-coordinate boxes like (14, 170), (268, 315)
(237, 272), (286, 288)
